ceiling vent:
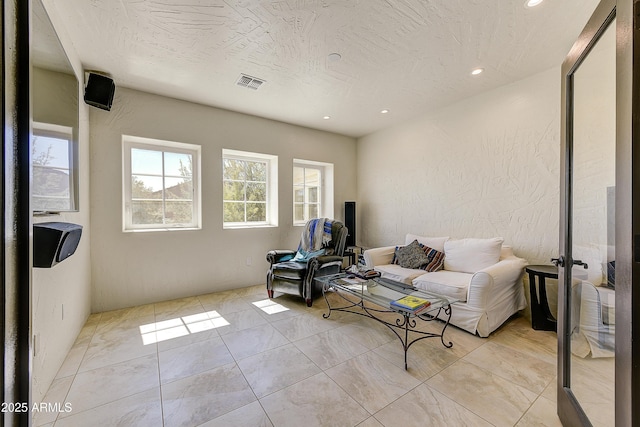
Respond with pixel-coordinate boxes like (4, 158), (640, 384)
(236, 74), (265, 90)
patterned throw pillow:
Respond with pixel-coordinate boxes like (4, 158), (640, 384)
(607, 261), (615, 288)
(393, 240), (430, 269)
(420, 245), (445, 272)
(392, 240), (445, 272)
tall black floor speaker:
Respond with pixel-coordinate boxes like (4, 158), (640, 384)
(345, 201), (356, 247)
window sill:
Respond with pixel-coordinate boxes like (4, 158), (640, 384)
(223, 223), (278, 230)
(33, 211), (62, 217)
(123, 226), (201, 233)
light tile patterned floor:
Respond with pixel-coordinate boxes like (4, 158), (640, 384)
(35, 285), (570, 427)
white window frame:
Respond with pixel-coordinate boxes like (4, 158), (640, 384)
(122, 135), (202, 232)
(222, 149), (278, 229)
(32, 122), (78, 212)
(293, 159), (334, 226)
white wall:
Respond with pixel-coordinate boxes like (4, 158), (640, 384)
(357, 67), (561, 264)
(32, 0), (92, 404)
(89, 88), (357, 312)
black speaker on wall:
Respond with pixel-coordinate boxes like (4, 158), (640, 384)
(33, 222), (83, 268)
(345, 201), (356, 247)
(84, 72), (115, 111)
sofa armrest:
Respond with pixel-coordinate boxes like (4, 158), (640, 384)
(467, 256), (528, 308)
(266, 250), (296, 265)
(363, 246), (396, 268)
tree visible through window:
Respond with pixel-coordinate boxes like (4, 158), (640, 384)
(293, 166), (321, 223)
(223, 158), (267, 223)
(123, 136), (201, 231)
(32, 124), (75, 212)
(222, 149), (277, 227)
(293, 159), (334, 225)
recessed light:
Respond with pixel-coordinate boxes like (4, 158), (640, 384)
(525, 0), (543, 7)
(328, 53), (342, 62)
(323, 116), (331, 120)
(471, 68), (484, 75)
(380, 109), (389, 114)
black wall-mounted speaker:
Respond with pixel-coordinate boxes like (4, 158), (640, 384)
(33, 222), (83, 268)
(345, 201), (356, 247)
(83, 72), (115, 111)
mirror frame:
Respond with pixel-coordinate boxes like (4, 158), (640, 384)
(559, 0), (616, 425)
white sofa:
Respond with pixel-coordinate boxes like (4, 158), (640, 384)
(571, 282), (615, 358)
(568, 247), (615, 358)
(363, 234), (528, 337)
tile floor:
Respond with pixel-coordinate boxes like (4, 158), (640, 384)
(35, 284), (566, 427)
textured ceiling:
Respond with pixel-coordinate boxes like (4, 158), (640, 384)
(47, 0), (600, 138)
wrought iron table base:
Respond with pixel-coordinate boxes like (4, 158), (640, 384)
(322, 284), (453, 370)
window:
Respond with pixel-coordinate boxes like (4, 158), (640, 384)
(123, 136), (201, 231)
(32, 122), (77, 212)
(293, 159), (334, 225)
(223, 149), (278, 228)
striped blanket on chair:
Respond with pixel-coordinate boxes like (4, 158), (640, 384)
(292, 218), (334, 262)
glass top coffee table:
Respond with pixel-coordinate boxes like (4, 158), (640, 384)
(316, 273), (457, 370)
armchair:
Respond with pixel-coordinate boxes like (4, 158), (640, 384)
(266, 219), (348, 306)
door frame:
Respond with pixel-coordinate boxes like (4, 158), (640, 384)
(2, 0), (33, 425)
(616, 0), (640, 426)
(558, 0), (616, 425)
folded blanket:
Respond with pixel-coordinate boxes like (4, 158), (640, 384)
(292, 248), (326, 263)
(293, 218), (334, 262)
(298, 218), (333, 252)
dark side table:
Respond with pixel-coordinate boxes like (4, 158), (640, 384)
(343, 246), (361, 266)
(343, 249), (356, 266)
(526, 265), (558, 331)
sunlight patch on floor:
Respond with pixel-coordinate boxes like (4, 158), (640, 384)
(252, 299), (290, 315)
(139, 310), (230, 345)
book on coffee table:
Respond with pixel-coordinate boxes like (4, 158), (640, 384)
(391, 295), (431, 313)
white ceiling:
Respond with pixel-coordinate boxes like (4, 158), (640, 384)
(33, 0), (73, 74)
(49, 0), (600, 138)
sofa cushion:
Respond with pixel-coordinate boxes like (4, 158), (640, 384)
(376, 264), (426, 285)
(444, 237), (504, 273)
(394, 240), (430, 269)
(412, 271), (472, 302)
(404, 234), (449, 252)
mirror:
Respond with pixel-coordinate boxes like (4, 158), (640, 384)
(569, 17), (616, 426)
(31, 0), (79, 212)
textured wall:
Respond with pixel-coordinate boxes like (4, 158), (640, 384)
(357, 67), (561, 264)
(89, 87), (357, 312)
